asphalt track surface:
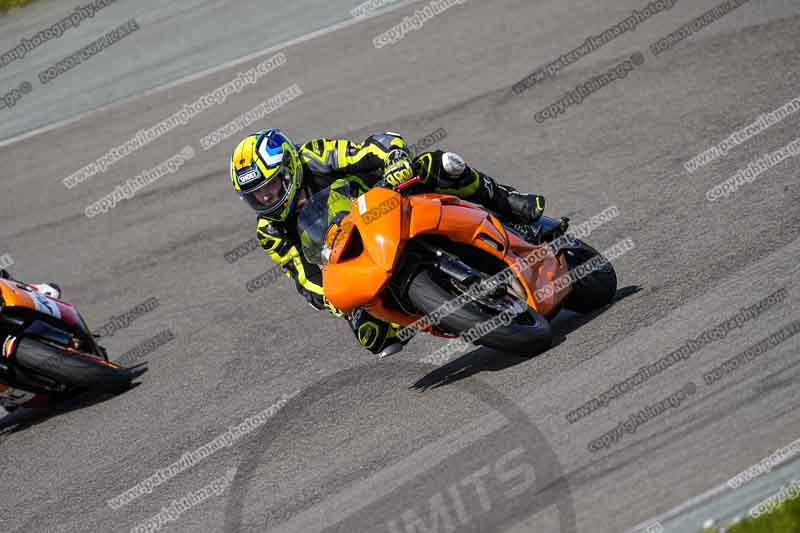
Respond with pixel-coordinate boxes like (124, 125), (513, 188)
(0, 0), (367, 140)
(0, 1), (799, 532)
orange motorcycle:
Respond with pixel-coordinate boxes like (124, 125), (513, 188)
(297, 177), (617, 355)
(0, 274), (145, 412)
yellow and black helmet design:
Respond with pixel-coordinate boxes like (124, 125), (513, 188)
(231, 129), (303, 221)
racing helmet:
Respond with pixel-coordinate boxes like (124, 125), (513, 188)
(230, 129), (303, 221)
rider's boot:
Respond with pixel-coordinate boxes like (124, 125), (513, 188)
(348, 309), (412, 358)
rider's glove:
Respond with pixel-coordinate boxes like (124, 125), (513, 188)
(382, 150), (415, 187)
(507, 192), (546, 223)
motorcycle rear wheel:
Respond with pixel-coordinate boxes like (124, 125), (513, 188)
(561, 240), (618, 314)
(13, 337), (134, 393)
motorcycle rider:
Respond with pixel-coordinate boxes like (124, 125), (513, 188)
(0, 269), (63, 346)
(230, 129), (546, 357)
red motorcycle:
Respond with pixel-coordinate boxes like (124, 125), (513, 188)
(0, 274), (145, 412)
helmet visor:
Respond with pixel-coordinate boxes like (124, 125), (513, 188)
(241, 166), (290, 215)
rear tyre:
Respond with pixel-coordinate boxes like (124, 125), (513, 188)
(561, 240), (617, 314)
(13, 338), (135, 393)
(407, 270), (552, 355)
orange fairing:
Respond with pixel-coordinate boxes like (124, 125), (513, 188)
(0, 279), (36, 309)
(0, 279), (82, 327)
(322, 189), (571, 320)
(355, 187), (404, 271)
(322, 188), (404, 312)
(324, 251), (391, 312)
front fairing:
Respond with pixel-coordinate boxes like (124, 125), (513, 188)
(0, 279), (103, 358)
(297, 179), (357, 265)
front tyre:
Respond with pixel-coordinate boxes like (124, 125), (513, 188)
(407, 270), (553, 356)
(561, 240), (617, 314)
